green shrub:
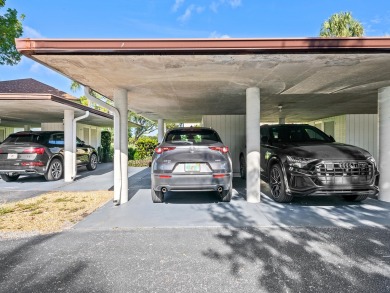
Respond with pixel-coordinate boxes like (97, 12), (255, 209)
(101, 131), (112, 162)
(128, 146), (136, 160)
(135, 136), (158, 159)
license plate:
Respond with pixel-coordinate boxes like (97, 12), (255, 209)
(185, 163), (200, 172)
(7, 153), (17, 159)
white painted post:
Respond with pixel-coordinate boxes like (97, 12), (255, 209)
(64, 110), (74, 182)
(379, 87), (390, 202)
(158, 119), (165, 142)
(24, 125), (31, 131)
(114, 89), (129, 204)
(246, 87), (261, 203)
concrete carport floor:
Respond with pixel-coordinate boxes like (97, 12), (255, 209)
(16, 37), (390, 204)
(76, 167), (390, 229)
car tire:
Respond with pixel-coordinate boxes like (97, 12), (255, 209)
(269, 164), (293, 203)
(342, 194), (368, 202)
(220, 187), (232, 202)
(86, 153), (98, 171)
(0, 174), (20, 182)
(239, 155), (246, 179)
(151, 189), (164, 203)
(44, 158), (63, 181)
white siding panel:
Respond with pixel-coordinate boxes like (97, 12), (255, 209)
(202, 115), (246, 177)
(41, 123), (64, 131)
(345, 114), (378, 161)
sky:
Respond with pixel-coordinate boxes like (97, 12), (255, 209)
(1, 0), (390, 98)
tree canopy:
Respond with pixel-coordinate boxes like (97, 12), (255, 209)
(320, 12), (364, 37)
(0, 0), (24, 65)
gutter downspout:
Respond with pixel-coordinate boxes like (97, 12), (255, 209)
(73, 111), (90, 179)
(84, 87), (122, 205)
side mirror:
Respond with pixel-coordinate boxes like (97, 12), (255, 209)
(261, 136), (269, 144)
(329, 135), (335, 142)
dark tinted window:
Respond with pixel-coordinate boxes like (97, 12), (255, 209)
(165, 129), (222, 144)
(269, 125), (332, 143)
(49, 133), (64, 145)
(3, 134), (41, 143)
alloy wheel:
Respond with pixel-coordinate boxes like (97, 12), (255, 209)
(270, 167), (282, 198)
(51, 161), (62, 179)
(90, 154), (98, 169)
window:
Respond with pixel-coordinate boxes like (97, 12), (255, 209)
(165, 129), (222, 144)
(269, 125), (331, 143)
(49, 133), (64, 145)
(4, 134), (40, 143)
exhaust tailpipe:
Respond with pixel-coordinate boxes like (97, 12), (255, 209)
(217, 186), (223, 193)
(161, 187), (167, 194)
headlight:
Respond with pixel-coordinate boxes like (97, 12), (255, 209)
(286, 156), (317, 169)
(366, 156), (376, 167)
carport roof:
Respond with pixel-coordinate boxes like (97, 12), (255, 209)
(16, 37), (390, 122)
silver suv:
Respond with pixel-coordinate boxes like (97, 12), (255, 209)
(151, 127), (233, 203)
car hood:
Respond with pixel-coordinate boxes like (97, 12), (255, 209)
(280, 142), (370, 160)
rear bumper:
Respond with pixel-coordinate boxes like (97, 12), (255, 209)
(151, 173), (232, 192)
(0, 167), (45, 175)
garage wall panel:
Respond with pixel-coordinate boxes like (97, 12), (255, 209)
(202, 115), (246, 177)
(345, 114), (378, 161)
(41, 123), (64, 131)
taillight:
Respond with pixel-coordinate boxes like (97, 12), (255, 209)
(209, 146), (229, 154)
(23, 147), (45, 155)
(155, 147), (176, 154)
(213, 174), (225, 178)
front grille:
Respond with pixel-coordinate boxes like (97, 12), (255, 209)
(315, 161), (373, 186)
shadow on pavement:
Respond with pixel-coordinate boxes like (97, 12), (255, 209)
(202, 179), (390, 291)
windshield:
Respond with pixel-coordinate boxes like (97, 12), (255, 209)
(165, 129), (222, 145)
(268, 125), (332, 143)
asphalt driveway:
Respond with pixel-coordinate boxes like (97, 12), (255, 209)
(0, 163), (147, 203)
(1, 167), (390, 292)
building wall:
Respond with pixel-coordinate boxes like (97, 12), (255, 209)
(345, 114), (378, 161)
(202, 115), (246, 177)
(0, 127), (15, 142)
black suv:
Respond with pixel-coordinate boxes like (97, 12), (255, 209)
(239, 124), (380, 203)
(0, 131), (98, 182)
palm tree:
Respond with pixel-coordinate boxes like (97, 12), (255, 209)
(320, 12), (364, 37)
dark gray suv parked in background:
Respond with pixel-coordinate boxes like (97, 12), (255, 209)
(0, 131), (98, 182)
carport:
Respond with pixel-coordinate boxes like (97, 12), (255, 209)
(15, 37), (390, 204)
(0, 82), (114, 180)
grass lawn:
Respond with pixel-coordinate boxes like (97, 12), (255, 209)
(0, 191), (113, 237)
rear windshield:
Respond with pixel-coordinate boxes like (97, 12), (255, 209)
(3, 134), (42, 144)
(165, 129), (222, 144)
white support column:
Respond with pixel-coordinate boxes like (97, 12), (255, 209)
(246, 87), (261, 203)
(158, 119), (165, 142)
(64, 110), (74, 182)
(24, 125), (31, 131)
(114, 88), (129, 204)
(379, 87), (390, 202)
